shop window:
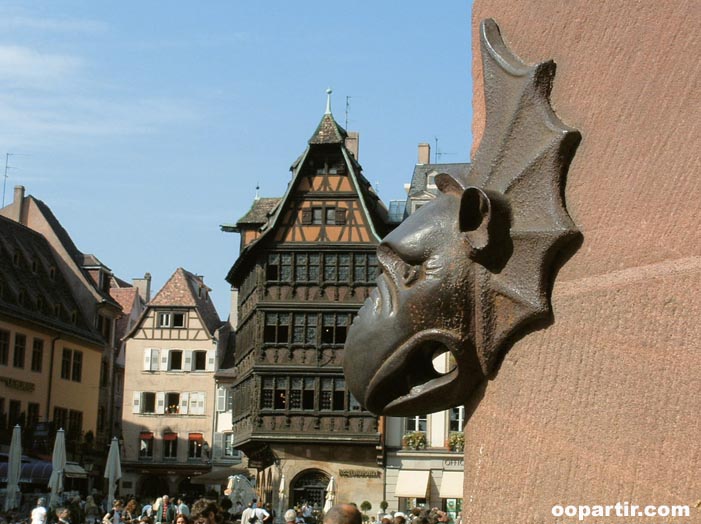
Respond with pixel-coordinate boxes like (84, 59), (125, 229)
(223, 433), (236, 457)
(170, 350), (183, 371)
(163, 432), (178, 459)
(264, 313), (290, 344)
(188, 433), (204, 459)
(321, 313), (350, 344)
(0, 329), (9, 365)
(292, 313), (317, 345)
(165, 392), (180, 414)
(139, 432), (154, 459)
(31, 339), (43, 372)
(13, 333), (26, 369)
(449, 406), (465, 432)
(320, 378), (345, 411)
(406, 414), (427, 433)
(142, 392), (156, 414)
(193, 350), (207, 371)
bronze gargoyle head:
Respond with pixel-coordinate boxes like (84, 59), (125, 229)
(343, 19), (581, 416)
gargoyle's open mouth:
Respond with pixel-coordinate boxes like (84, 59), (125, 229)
(365, 329), (461, 415)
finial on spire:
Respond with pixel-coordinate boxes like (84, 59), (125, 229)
(254, 183), (260, 201)
(325, 88), (333, 115)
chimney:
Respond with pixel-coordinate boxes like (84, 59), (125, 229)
(345, 132), (359, 160)
(418, 143), (431, 165)
(1, 185), (26, 223)
(133, 272), (152, 302)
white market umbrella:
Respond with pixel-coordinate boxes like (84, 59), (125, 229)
(4, 425), (22, 511)
(48, 428), (66, 508)
(277, 474), (286, 523)
(232, 474), (255, 506)
(104, 437), (122, 509)
(225, 475), (235, 497)
(322, 476), (336, 513)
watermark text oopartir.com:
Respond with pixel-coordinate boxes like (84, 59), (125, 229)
(551, 502), (690, 521)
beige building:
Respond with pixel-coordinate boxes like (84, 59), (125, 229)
(0, 187), (128, 483)
(120, 268), (229, 498)
(0, 186), (124, 457)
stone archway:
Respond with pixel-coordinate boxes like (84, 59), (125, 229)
(289, 469), (330, 509)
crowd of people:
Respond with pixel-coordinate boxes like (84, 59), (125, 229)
(0, 496), (457, 524)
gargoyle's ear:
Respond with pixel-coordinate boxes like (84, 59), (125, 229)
(435, 173), (463, 195)
(459, 186), (491, 251)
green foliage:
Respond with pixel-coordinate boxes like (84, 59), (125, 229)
(360, 501), (372, 513)
(380, 501), (388, 512)
(449, 431), (465, 452)
(401, 431), (427, 450)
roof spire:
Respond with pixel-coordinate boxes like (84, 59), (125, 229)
(254, 182), (260, 201)
(325, 88), (333, 115)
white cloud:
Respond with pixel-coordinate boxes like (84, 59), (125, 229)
(0, 14), (108, 34)
(0, 45), (82, 86)
(0, 92), (200, 150)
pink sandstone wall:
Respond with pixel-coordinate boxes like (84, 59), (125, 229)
(465, 1), (700, 523)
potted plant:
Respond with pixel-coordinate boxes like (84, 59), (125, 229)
(449, 431), (464, 452)
(402, 431), (427, 450)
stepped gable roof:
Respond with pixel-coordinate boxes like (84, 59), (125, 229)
(148, 268), (223, 336)
(30, 196), (120, 309)
(0, 216), (103, 345)
(236, 197), (281, 226)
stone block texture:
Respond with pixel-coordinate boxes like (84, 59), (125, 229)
(466, 1), (700, 523)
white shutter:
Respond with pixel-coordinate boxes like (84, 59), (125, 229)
(206, 350), (216, 371)
(189, 392), (198, 414)
(198, 392), (206, 415)
(161, 350), (170, 370)
(213, 432), (223, 459)
(151, 349), (160, 371)
(216, 387), (227, 412)
(156, 392), (165, 414)
(132, 391), (141, 413)
(180, 392), (189, 415)
(184, 350), (193, 371)
(143, 350), (151, 371)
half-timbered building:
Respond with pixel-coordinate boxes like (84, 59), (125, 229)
(224, 96), (391, 508)
(120, 268), (230, 497)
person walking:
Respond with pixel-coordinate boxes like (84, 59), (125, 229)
(156, 496), (175, 524)
(31, 498), (48, 524)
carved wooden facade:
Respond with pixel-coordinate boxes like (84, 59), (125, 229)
(227, 111), (391, 468)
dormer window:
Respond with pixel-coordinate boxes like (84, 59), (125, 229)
(427, 171), (438, 189)
(49, 266), (56, 280)
(71, 310), (78, 324)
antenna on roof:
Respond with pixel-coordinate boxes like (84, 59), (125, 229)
(325, 88), (333, 115)
(254, 182), (260, 201)
(3, 153), (16, 207)
(433, 137), (455, 163)
(345, 96), (351, 129)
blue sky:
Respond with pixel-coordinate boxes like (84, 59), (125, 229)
(0, 1), (474, 319)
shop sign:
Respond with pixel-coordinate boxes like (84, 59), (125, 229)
(338, 469), (381, 478)
(0, 375), (35, 392)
